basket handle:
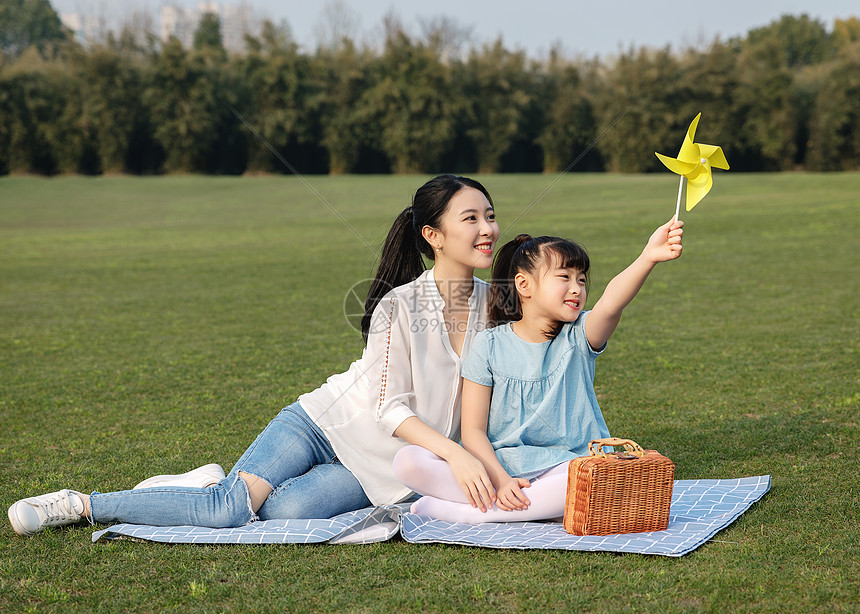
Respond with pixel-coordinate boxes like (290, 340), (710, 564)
(588, 437), (645, 458)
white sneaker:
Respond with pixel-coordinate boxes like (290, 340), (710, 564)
(133, 463), (225, 490)
(8, 489), (86, 537)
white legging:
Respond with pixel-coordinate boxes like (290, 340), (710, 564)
(393, 445), (569, 524)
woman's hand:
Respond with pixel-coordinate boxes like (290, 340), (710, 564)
(494, 477), (532, 511)
(445, 446), (497, 512)
(643, 217), (684, 264)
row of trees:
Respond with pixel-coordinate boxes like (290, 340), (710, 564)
(1, 3), (859, 175)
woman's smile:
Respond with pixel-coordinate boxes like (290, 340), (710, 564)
(474, 242), (493, 255)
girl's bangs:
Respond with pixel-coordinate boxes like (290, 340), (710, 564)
(545, 240), (589, 273)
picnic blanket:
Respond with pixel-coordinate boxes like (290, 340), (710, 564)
(92, 475), (770, 557)
(91, 504), (408, 545)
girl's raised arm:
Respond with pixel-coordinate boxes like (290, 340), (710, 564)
(585, 217), (683, 351)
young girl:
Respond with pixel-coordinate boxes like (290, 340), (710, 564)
(8, 174), (500, 536)
(393, 218), (684, 522)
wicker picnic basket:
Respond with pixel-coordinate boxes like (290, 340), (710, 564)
(563, 437), (674, 536)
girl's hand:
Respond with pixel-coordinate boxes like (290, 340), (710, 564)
(446, 447), (497, 512)
(494, 477), (532, 512)
(643, 217), (684, 264)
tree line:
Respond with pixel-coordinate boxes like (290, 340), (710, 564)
(1, 3), (858, 176)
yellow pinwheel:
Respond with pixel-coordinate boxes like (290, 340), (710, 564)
(655, 113), (729, 218)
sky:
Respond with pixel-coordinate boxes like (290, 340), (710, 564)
(50, 0), (858, 58)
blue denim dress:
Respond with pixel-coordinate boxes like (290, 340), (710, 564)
(461, 312), (611, 479)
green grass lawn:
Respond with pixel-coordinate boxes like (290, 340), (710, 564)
(1, 172), (857, 612)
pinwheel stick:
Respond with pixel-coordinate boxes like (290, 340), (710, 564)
(674, 175), (684, 221)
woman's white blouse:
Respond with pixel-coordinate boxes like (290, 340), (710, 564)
(298, 269), (489, 505)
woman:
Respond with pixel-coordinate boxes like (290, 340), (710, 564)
(9, 174), (500, 536)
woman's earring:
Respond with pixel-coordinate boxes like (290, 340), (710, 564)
(436, 247), (441, 253)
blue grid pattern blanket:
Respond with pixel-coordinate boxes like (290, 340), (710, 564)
(92, 475), (770, 557)
(92, 504), (408, 545)
(402, 476), (770, 557)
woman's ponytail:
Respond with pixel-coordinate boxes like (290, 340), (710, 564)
(488, 234), (532, 326)
(361, 206), (424, 342)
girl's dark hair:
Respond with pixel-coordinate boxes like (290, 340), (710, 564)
(361, 174), (493, 341)
(489, 234), (590, 338)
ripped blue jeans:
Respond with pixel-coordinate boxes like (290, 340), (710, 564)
(89, 401), (372, 528)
